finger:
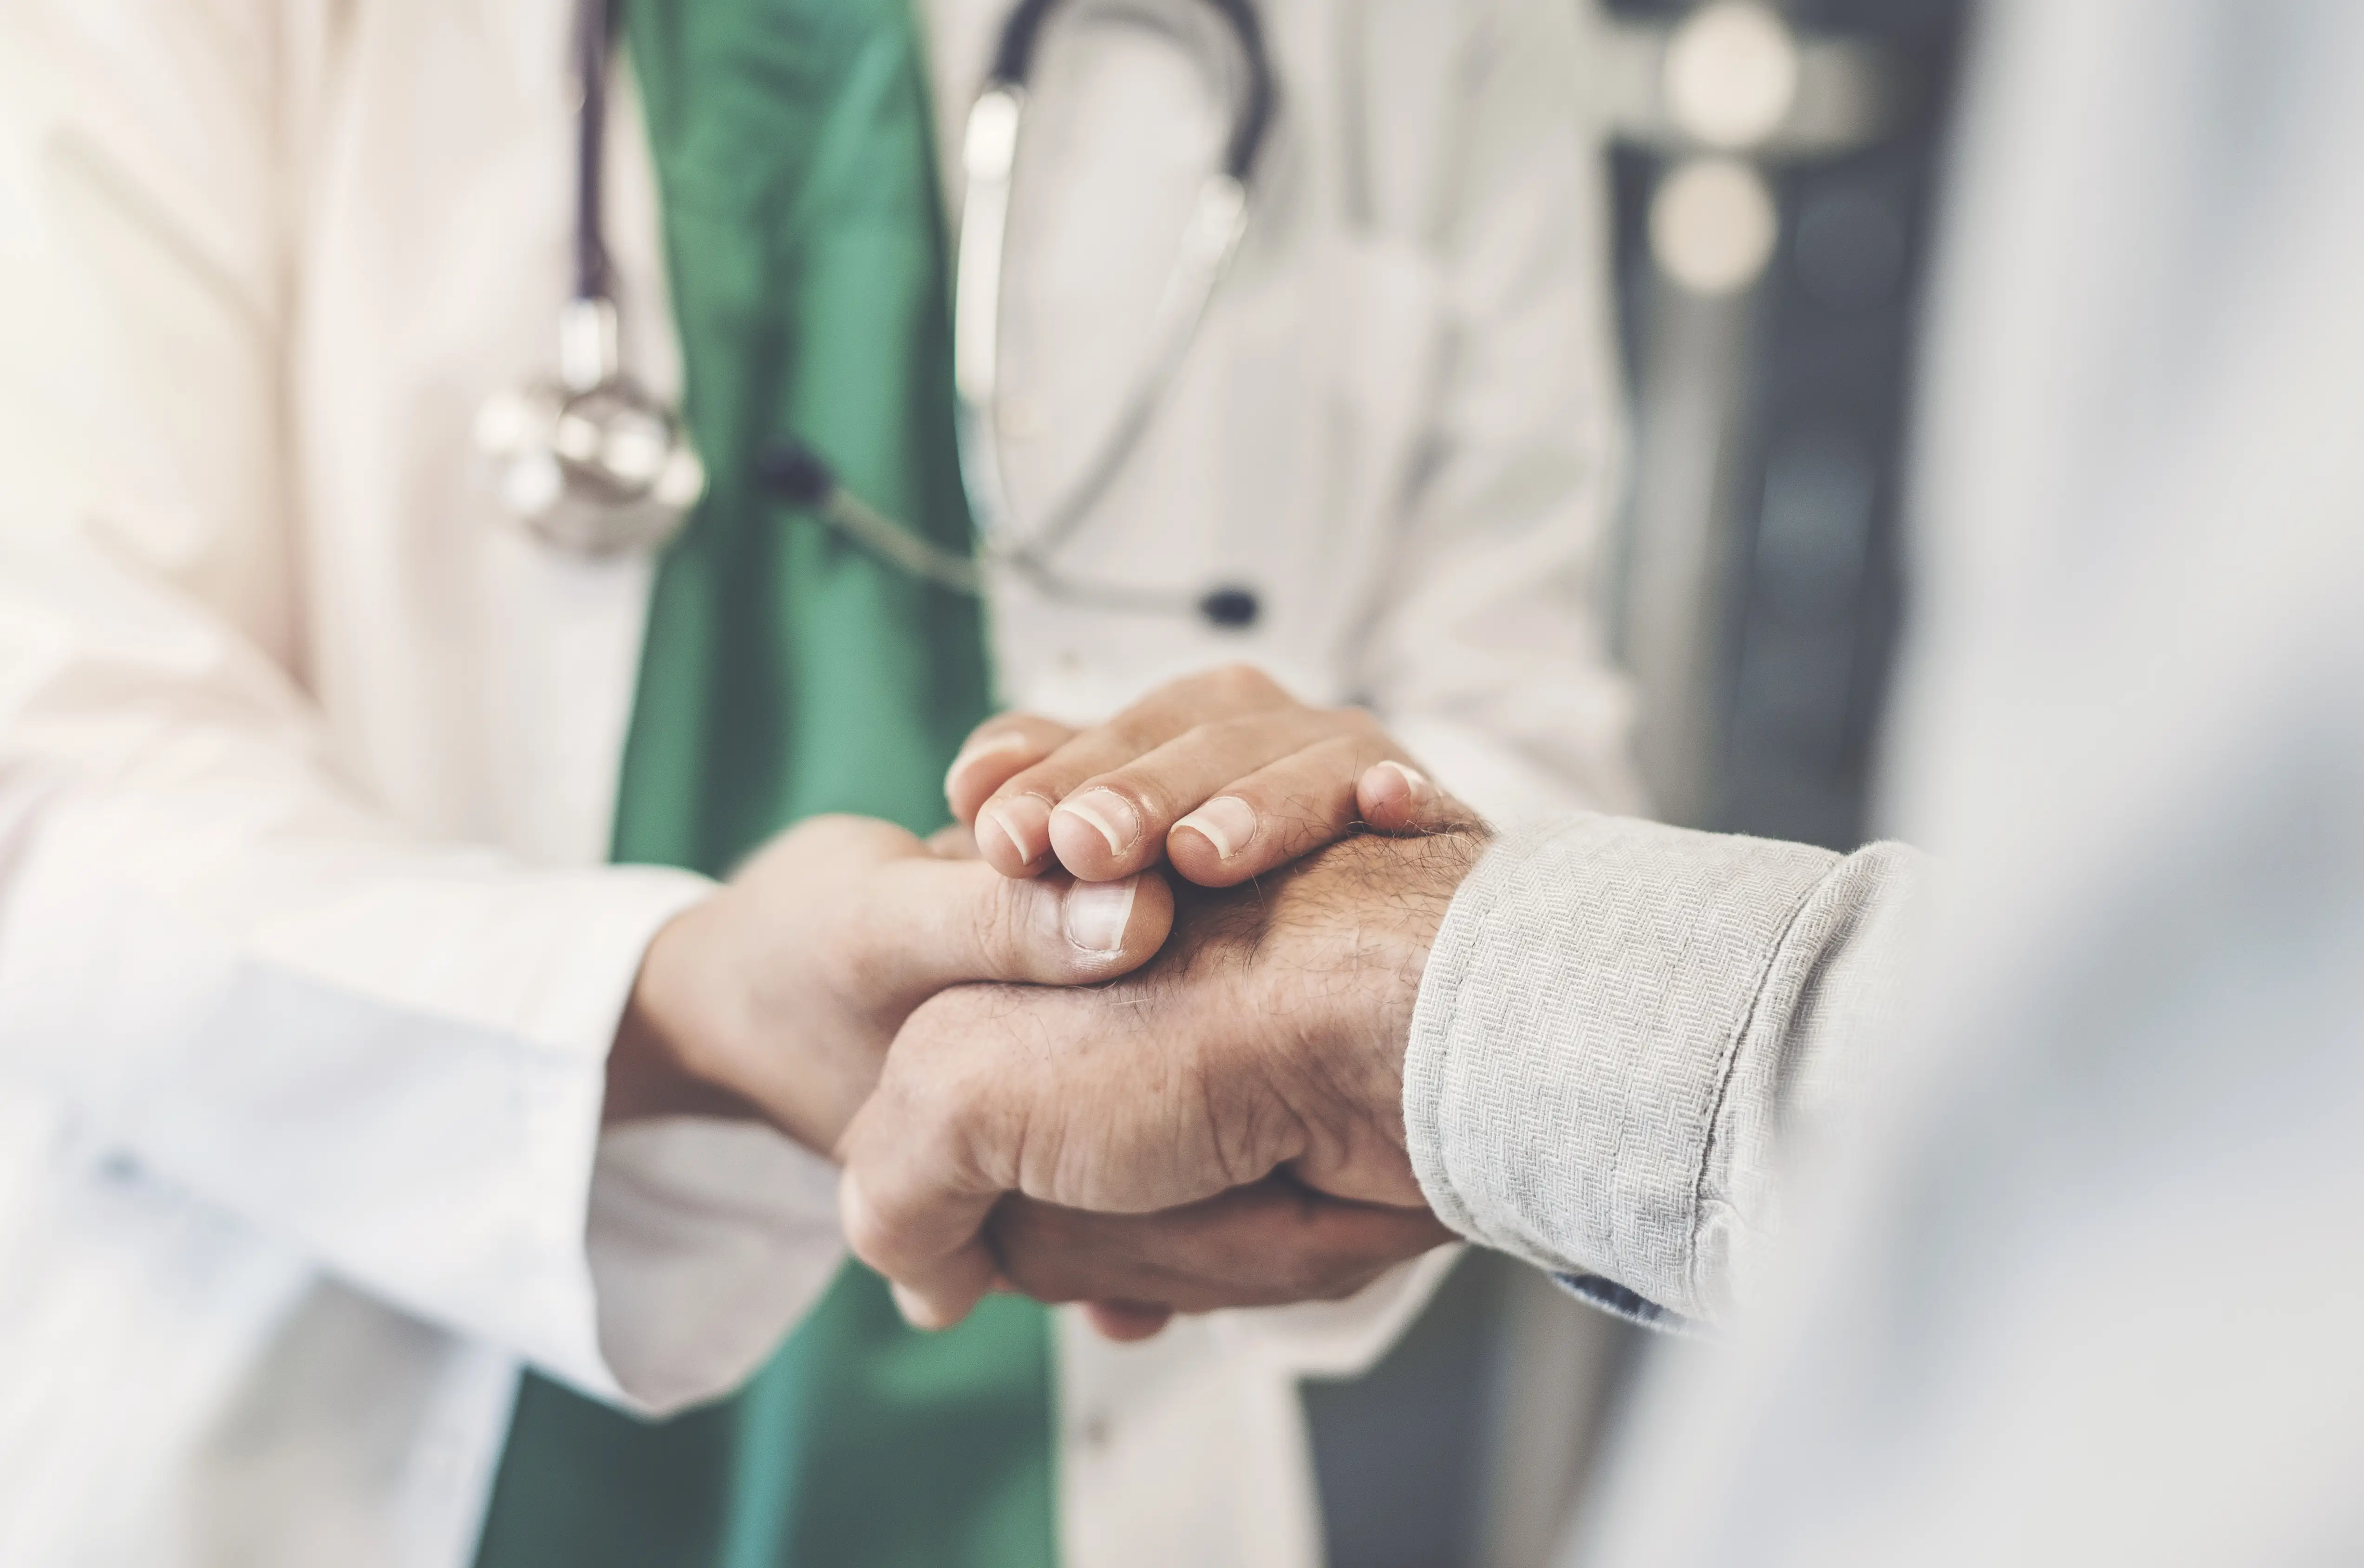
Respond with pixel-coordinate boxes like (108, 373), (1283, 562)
(973, 666), (1298, 876)
(1082, 1302), (1174, 1342)
(840, 1163), (1004, 1331)
(1165, 733), (1399, 887)
(986, 1183), (1455, 1315)
(926, 821), (983, 859)
(845, 860), (1175, 1007)
(1355, 760), (1473, 835)
(945, 715), (1075, 825)
(1044, 709), (1386, 882)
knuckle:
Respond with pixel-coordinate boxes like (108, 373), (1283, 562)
(1088, 766), (1169, 825)
(813, 910), (889, 996)
(1098, 712), (1165, 758)
(991, 763), (1056, 804)
(846, 1123), (961, 1268)
(978, 715), (1044, 745)
(1181, 716), (1249, 751)
(839, 1188), (901, 1269)
(1202, 662), (1280, 708)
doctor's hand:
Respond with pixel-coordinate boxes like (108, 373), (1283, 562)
(836, 826), (1487, 1331)
(947, 665), (1473, 888)
(607, 815), (1173, 1158)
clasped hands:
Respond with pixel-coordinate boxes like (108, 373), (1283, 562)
(615, 666), (1486, 1340)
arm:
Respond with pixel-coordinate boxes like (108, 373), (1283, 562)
(842, 816), (1922, 1334)
(1408, 816), (1923, 1328)
(0, 3), (718, 1403)
(0, 2), (1172, 1413)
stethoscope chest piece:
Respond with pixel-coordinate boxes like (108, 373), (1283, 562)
(478, 301), (706, 555)
(497, 0), (1269, 619)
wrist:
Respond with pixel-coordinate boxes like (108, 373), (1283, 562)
(1262, 829), (1489, 1200)
(606, 899), (761, 1124)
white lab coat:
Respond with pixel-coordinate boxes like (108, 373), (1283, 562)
(0, 1), (1633, 1566)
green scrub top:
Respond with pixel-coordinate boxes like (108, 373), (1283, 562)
(470, 2), (1057, 1564)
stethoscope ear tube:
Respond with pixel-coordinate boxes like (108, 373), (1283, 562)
(479, 0), (705, 556)
(507, 0), (1268, 627)
(952, 86), (1023, 542)
(953, 0), (1276, 627)
(954, 0), (1269, 569)
(987, 0), (1274, 182)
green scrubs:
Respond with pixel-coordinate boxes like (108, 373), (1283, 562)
(470, 2), (1057, 1563)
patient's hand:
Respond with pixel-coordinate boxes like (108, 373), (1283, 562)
(988, 1183), (1454, 1342)
(946, 666), (1475, 886)
(838, 828), (1489, 1332)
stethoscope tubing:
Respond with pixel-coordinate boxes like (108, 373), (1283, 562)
(541, 0), (1275, 623)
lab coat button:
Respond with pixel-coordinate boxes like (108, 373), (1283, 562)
(1076, 1411), (1112, 1450)
(1198, 586), (1260, 628)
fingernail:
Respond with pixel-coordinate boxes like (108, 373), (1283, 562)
(1176, 795), (1259, 860)
(891, 1282), (950, 1331)
(1371, 760), (1436, 802)
(1062, 876), (1139, 954)
(1056, 789), (1140, 856)
(980, 796), (1052, 867)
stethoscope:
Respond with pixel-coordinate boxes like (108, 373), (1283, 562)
(480, 0), (1274, 629)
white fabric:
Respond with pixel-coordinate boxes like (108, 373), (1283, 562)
(0, 5), (852, 1563)
(1579, 2), (2364, 1562)
(1406, 816), (1920, 1327)
(0, 1), (1637, 1566)
(922, 0), (1643, 828)
(1393, 2), (2364, 1565)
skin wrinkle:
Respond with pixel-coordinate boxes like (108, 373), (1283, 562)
(1131, 837), (1446, 1141)
(1247, 830), (1488, 1201)
(973, 954), (1264, 1215)
(849, 825), (1485, 1323)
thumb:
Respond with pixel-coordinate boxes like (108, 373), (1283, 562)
(853, 858), (1175, 1005)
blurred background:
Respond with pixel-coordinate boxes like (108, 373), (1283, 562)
(1304, 2), (1969, 1561)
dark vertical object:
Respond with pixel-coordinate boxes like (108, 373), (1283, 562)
(1605, 0), (1971, 849)
(1305, 1256), (1502, 1568)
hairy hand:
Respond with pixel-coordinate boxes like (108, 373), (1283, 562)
(987, 1182), (1455, 1341)
(836, 827), (1489, 1328)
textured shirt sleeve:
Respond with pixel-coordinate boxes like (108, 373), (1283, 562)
(1403, 814), (1922, 1327)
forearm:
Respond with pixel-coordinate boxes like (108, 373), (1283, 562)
(1402, 814), (1924, 1327)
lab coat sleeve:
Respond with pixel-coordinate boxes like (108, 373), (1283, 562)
(1356, 0), (1645, 828)
(0, 1), (843, 1416)
(1404, 815), (1924, 1329)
